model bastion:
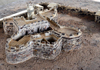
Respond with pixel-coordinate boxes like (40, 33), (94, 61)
(3, 2), (82, 64)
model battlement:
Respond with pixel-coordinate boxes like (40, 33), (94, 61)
(6, 31), (61, 52)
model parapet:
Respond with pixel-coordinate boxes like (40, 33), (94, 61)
(3, 2), (82, 64)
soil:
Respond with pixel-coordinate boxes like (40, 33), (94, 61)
(0, 0), (100, 18)
(0, 0), (100, 70)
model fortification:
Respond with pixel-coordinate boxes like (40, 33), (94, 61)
(3, 2), (82, 64)
(95, 10), (100, 23)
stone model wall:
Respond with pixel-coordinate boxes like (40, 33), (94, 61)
(12, 20), (50, 40)
(57, 5), (95, 16)
(5, 31), (63, 64)
(5, 39), (33, 64)
(95, 15), (100, 23)
(31, 38), (62, 59)
(4, 3), (83, 64)
(62, 36), (82, 52)
(5, 27), (82, 64)
(3, 21), (17, 36)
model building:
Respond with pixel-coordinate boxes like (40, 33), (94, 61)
(3, 2), (82, 64)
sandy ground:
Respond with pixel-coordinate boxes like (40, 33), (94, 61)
(0, 0), (100, 18)
(0, 0), (100, 70)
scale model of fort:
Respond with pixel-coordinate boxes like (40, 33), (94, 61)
(3, 2), (82, 64)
